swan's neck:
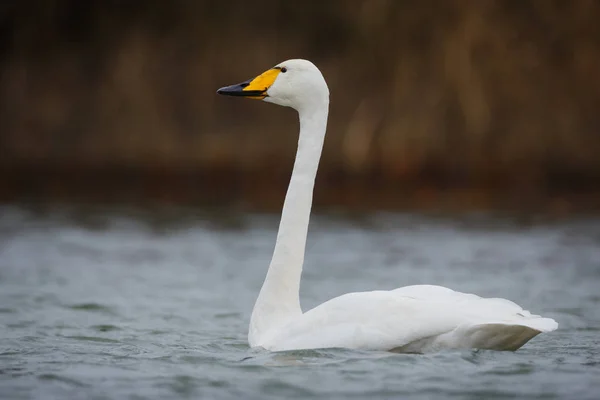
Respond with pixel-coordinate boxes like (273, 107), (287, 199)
(249, 100), (329, 345)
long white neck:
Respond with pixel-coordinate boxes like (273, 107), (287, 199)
(249, 99), (329, 345)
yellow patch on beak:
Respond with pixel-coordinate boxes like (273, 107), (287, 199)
(216, 67), (282, 99)
(243, 68), (281, 99)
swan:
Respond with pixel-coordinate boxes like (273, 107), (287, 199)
(216, 59), (557, 353)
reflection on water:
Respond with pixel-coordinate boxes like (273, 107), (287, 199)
(0, 204), (599, 399)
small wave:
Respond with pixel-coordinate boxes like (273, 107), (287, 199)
(259, 379), (316, 397)
(90, 324), (121, 332)
(63, 335), (120, 343)
(38, 373), (88, 387)
(485, 362), (536, 376)
(66, 303), (115, 314)
(239, 347), (380, 367)
(213, 312), (242, 319)
(575, 326), (600, 332)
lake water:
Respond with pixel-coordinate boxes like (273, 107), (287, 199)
(0, 205), (599, 399)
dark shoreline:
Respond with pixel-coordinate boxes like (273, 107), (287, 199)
(2, 165), (598, 215)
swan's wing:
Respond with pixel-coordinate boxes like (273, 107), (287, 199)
(263, 285), (557, 352)
(267, 290), (459, 351)
(392, 285), (557, 331)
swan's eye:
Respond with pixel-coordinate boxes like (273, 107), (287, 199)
(280, 67), (287, 73)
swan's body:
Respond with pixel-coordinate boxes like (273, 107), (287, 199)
(217, 59), (557, 352)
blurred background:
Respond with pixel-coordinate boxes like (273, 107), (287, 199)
(1, 0), (599, 213)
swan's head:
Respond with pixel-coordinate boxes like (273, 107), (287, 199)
(217, 59), (329, 111)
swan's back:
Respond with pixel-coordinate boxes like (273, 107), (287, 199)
(256, 285), (557, 353)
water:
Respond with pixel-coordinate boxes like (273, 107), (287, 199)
(0, 205), (599, 399)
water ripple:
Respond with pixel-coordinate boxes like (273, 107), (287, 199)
(0, 206), (598, 399)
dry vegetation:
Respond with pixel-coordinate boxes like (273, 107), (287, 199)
(1, 0), (599, 210)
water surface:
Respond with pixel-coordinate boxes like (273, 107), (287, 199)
(0, 205), (599, 399)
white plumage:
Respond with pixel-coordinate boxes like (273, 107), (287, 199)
(217, 59), (557, 353)
(256, 285), (557, 352)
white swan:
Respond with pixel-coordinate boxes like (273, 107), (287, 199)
(217, 59), (557, 353)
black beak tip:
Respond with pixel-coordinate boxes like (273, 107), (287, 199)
(217, 84), (240, 96)
(216, 81), (264, 98)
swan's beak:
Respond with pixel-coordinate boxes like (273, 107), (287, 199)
(217, 68), (281, 100)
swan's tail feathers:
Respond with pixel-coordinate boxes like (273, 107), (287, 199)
(463, 318), (558, 351)
(520, 316), (559, 333)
